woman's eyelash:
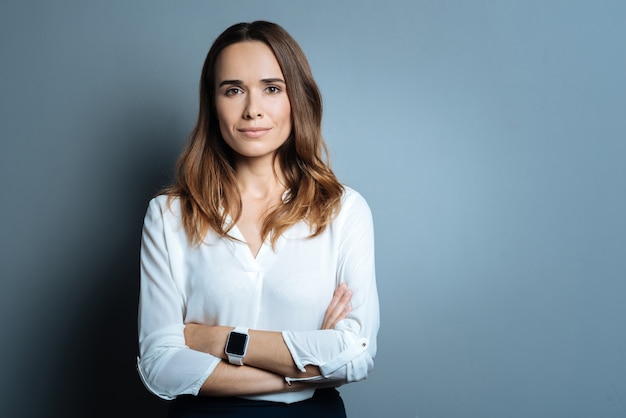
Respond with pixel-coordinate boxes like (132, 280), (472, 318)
(225, 87), (242, 96)
(224, 86), (282, 95)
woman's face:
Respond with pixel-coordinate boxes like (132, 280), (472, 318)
(214, 41), (292, 162)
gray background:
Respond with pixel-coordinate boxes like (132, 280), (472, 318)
(1, 1), (625, 417)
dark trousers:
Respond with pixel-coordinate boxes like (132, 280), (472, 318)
(167, 388), (346, 418)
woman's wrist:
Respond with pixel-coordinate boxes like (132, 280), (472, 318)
(184, 324), (231, 358)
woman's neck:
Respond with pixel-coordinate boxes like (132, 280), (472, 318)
(234, 156), (286, 199)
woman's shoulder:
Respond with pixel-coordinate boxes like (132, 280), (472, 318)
(144, 194), (182, 222)
(341, 185), (369, 207)
(339, 185), (372, 217)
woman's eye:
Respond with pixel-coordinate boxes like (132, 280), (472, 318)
(266, 86), (281, 94)
(225, 87), (242, 96)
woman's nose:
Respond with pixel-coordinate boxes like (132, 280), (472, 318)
(243, 93), (263, 119)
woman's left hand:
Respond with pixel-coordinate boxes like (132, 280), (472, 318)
(321, 283), (353, 330)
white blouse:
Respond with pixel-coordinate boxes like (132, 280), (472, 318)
(136, 186), (379, 403)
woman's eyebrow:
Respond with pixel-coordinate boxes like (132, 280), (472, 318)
(218, 79), (243, 87)
(218, 78), (286, 87)
(261, 78), (286, 84)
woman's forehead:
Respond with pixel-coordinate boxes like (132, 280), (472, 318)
(215, 41), (284, 83)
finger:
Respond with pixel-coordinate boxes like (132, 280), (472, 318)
(343, 303), (352, 315)
(322, 304), (351, 329)
(337, 289), (353, 318)
(328, 283), (347, 309)
(322, 286), (353, 329)
(323, 286), (346, 322)
(340, 288), (353, 304)
(328, 284), (348, 314)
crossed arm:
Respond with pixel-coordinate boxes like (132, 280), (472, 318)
(184, 283), (353, 397)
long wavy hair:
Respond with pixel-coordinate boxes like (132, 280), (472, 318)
(163, 21), (344, 247)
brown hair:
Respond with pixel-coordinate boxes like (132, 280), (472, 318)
(164, 20), (344, 247)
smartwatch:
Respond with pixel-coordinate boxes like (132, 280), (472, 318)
(225, 326), (249, 365)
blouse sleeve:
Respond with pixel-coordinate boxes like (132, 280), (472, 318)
(281, 189), (380, 386)
(136, 197), (221, 400)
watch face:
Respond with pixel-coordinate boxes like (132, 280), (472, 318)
(226, 332), (248, 356)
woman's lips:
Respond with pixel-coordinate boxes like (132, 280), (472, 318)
(238, 128), (271, 139)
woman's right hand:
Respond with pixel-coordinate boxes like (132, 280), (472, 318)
(321, 283), (353, 330)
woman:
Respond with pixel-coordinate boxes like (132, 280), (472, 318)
(137, 20), (379, 417)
